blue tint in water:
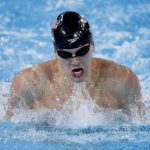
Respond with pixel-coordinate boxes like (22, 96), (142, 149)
(0, 0), (150, 149)
(1, 122), (150, 150)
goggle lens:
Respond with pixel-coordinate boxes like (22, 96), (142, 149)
(57, 45), (90, 59)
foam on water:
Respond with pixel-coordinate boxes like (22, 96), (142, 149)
(0, 69), (149, 147)
(0, 93), (150, 145)
(0, 0), (150, 148)
(0, 82), (148, 126)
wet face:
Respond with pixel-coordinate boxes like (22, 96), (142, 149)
(56, 43), (94, 83)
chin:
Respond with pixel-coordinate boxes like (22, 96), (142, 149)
(72, 77), (84, 83)
(71, 74), (87, 83)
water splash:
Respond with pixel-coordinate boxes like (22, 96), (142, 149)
(0, 82), (145, 128)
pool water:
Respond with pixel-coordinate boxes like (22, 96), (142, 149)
(0, 0), (150, 149)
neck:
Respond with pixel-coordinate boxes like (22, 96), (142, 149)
(88, 58), (99, 86)
(56, 61), (73, 89)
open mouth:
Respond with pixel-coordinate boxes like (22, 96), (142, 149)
(72, 68), (84, 78)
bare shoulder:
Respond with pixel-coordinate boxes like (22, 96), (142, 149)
(39, 59), (59, 81)
(93, 57), (141, 103)
(9, 59), (58, 105)
(11, 66), (38, 97)
(6, 60), (58, 118)
(12, 59), (57, 92)
(93, 58), (143, 114)
(93, 58), (140, 87)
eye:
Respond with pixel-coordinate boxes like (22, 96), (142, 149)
(57, 51), (72, 59)
(76, 46), (89, 57)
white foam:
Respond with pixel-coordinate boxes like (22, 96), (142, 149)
(0, 82), (146, 128)
(0, 82), (10, 120)
(2, 77), (149, 143)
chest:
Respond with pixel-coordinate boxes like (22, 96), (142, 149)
(31, 81), (71, 109)
(88, 81), (125, 109)
(31, 80), (125, 110)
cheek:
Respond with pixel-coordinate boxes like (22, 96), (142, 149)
(82, 54), (92, 68)
(59, 59), (70, 70)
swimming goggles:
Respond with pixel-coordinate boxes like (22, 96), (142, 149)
(57, 45), (90, 59)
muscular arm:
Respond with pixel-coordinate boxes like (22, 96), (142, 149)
(115, 66), (144, 119)
(6, 61), (57, 119)
(6, 67), (44, 119)
(124, 70), (144, 118)
(97, 59), (144, 119)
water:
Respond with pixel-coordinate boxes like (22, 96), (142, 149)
(0, 0), (150, 149)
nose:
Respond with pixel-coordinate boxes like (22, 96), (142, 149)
(70, 56), (80, 66)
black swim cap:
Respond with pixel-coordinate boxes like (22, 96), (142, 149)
(51, 11), (93, 49)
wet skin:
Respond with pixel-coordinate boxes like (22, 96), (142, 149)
(6, 43), (144, 119)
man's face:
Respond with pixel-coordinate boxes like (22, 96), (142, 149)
(56, 43), (94, 83)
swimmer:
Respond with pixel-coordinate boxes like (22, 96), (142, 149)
(6, 11), (144, 119)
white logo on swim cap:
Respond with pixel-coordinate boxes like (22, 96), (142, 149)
(67, 36), (79, 44)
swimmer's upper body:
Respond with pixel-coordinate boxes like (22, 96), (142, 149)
(6, 11), (143, 119)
